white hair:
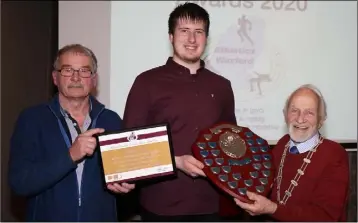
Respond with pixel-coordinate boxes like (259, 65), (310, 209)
(283, 84), (327, 122)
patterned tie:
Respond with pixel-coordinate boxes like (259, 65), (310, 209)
(289, 146), (299, 154)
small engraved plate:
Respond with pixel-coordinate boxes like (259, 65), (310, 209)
(252, 163), (262, 170)
(259, 178), (268, 185)
(247, 139), (254, 146)
(228, 181), (238, 189)
(211, 150), (220, 157)
(238, 187), (247, 195)
(263, 162), (271, 169)
(215, 158), (224, 165)
(197, 142), (206, 149)
(262, 170), (270, 177)
(244, 179), (253, 187)
(227, 159), (239, 166)
(211, 167), (220, 174)
(250, 147), (259, 153)
(204, 159), (213, 166)
(219, 174), (228, 182)
(200, 150), (209, 158)
(212, 129), (222, 134)
(262, 154), (271, 161)
(244, 157), (252, 164)
(256, 138), (264, 145)
(260, 146), (269, 152)
(204, 134), (212, 141)
(250, 171), (259, 178)
(228, 159), (240, 165)
(253, 155), (261, 161)
(222, 166), (231, 173)
(208, 142), (217, 149)
(256, 185), (265, 193)
(245, 131), (253, 138)
(238, 159), (246, 166)
(232, 173), (241, 180)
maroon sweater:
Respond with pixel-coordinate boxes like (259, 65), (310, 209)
(269, 134), (349, 222)
(123, 58), (236, 215)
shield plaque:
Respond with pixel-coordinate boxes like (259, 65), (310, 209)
(192, 122), (274, 203)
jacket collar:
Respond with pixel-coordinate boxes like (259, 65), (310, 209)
(48, 93), (105, 120)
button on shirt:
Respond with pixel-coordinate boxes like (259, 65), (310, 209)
(123, 57), (237, 215)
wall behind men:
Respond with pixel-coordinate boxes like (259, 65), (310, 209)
(0, 1), (58, 221)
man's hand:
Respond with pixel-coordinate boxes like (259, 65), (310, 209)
(107, 182), (135, 194)
(175, 155), (206, 178)
(69, 128), (105, 162)
(234, 191), (277, 216)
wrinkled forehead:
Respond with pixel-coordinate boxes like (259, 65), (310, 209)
(289, 89), (319, 109)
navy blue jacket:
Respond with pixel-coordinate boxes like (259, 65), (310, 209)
(8, 95), (122, 221)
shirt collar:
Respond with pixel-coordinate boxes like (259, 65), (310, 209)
(165, 57), (206, 75)
(289, 132), (320, 154)
(60, 99), (93, 117)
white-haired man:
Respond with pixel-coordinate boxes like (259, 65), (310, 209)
(234, 84), (349, 222)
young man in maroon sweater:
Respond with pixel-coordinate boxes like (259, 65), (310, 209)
(123, 2), (238, 222)
(234, 84), (350, 221)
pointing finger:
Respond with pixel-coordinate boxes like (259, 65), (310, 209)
(82, 128), (105, 136)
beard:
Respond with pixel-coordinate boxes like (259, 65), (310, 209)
(288, 124), (315, 143)
(173, 50), (201, 64)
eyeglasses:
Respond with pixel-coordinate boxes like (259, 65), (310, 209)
(57, 67), (93, 78)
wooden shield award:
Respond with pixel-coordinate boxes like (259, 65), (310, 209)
(192, 123), (274, 203)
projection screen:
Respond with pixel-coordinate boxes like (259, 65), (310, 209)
(59, 1), (357, 144)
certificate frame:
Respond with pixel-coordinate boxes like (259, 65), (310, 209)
(96, 123), (177, 184)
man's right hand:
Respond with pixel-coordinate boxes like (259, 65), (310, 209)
(175, 155), (206, 178)
(69, 128), (105, 162)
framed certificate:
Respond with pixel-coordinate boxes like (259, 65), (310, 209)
(96, 123), (177, 184)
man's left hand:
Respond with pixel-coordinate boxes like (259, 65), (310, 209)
(234, 191), (277, 216)
(107, 182), (135, 193)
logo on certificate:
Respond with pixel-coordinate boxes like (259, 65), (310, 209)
(127, 132), (138, 141)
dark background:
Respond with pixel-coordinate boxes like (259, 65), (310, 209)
(1, 1), (356, 221)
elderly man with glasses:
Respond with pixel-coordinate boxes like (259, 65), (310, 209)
(8, 44), (135, 221)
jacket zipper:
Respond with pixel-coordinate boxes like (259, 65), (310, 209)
(76, 176), (81, 221)
(77, 107), (104, 219)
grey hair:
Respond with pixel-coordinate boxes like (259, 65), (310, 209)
(283, 84), (327, 122)
(53, 44), (98, 73)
